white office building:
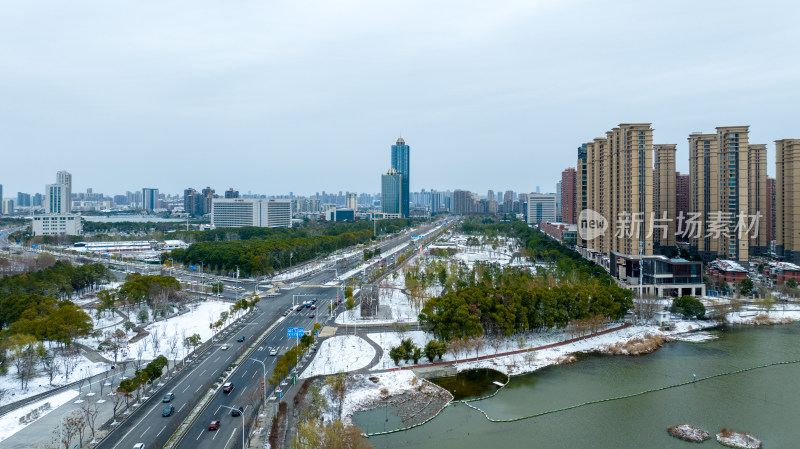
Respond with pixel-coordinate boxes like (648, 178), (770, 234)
(211, 198), (292, 228)
(32, 214), (83, 236)
(527, 193), (556, 225)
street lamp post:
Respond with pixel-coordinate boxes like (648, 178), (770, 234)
(250, 358), (267, 406)
(219, 405), (246, 448)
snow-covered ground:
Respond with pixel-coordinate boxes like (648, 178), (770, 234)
(1, 300), (236, 408)
(364, 319), (721, 376)
(335, 267), (437, 325)
(0, 389), (79, 442)
(321, 371), (419, 425)
(299, 336), (375, 378)
(724, 305), (800, 324)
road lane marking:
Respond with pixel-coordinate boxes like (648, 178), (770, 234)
(197, 430), (204, 440)
(212, 427), (221, 440)
(199, 369), (207, 377)
(242, 370), (248, 377)
(196, 385), (202, 393)
(182, 384), (191, 393)
(224, 428), (236, 449)
(179, 403), (186, 412)
(156, 425), (166, 437)
(140, 425), (151, 438)
(252, 371), (257, 379)
(215, 405), (222, 414)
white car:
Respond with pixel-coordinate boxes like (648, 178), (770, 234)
(133, 444), (145, 449)
(221, 345), (229, 351)
(270, 348), (278, 356)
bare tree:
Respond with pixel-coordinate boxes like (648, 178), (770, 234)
(149, 325), (162, 355)
(635, 294), (662, 321)
(135, 343), (146, 372)
(82, 399), (100, 443)
(109, 387), (125, 421)
(60, 348), (80, 383)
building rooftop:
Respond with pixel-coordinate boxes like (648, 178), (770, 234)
(712, 259), (747, 272)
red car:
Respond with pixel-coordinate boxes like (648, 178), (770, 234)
(209, 420), (220, 431)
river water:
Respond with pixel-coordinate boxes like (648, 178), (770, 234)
(356, 324), (800, 448)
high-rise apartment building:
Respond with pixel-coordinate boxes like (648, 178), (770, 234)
(390, 138), (410, 217)
(653, 144), (676, 248)
(766, 177), (775, 245)
(561, 167), (577, 224)
(676, 172), (690, 222)
(453, 190), (477, 215)
(748, 144), (768, 255)
(224, 188), (239, 199)
(346, 192), (358, 210)
(503, 190), (514, 213)
(381, 169), (402, 215)
(45, 183), (70, 214)
(577, 124), (654, 258)
(689, 127), (757, 261)
(776, 139), (800, 264)
(142, 188), (159, 211)
(555, 181), (562, 222)
(16, 192), (31, 207)
(576, 144), (588, 247)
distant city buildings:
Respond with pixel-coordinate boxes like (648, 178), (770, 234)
(381, 169), (402, 215)
(526, 193), (556, 225)
(33, 170), (82, 236)
(142, 188), (159, 211)
(391, 138), (410, 218)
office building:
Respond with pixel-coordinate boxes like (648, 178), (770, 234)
(31, 214), (82, 236)
(142, 188), (159, 211)
(381, 169), (402, 215)
(211, 198), (292, 228)
(526, 193), (556, 225)
(45, 183), (70, 214)
(776, 139), (800, 264)
(653, 144), (676, 248)
(2, 199), (13, 215)
(555, 181), (562, 222)
(16, 192), (31, 207)
(561, 167), (577, 224)
(391, 138), (410, 217)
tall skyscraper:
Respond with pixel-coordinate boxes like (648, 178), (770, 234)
(675, 172), (690, 222)
(142, 188), (159, 211)
(653, 144), (676, 248)
(776, 139), (800, 264)
(526, 193), (556, 225)
(561, 167), (577, 224)
(390, 138), (410, 217)
(555, 181), (562, 222)
(44, 170), (72, 213)
(346, 192), (358, 210)
(381, 169), (402, 215)
(0, 184), (3, 216)
(224, 188), (239, 199)
(576, 144), (588, 246)
(453, 190), (477, 215)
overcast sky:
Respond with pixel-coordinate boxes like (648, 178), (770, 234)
(2, 0), (799, 198)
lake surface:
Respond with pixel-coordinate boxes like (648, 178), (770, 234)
(356, 324), (800, 448)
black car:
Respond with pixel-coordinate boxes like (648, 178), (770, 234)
(223, 382), (234, 393)
(237, 336), (245, 342)
(162, 405), (175, 417)
(231, 406), (243, 417)
(162, 393), (175, 402)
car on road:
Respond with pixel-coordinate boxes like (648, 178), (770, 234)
(223, 382), (234, 393)
(208, 420), (221, 431)
(308, 313), (315, 319)
(221, 345), (229, 350)
(162, 405), (175, 417)
(162, 393), (175, 402)
(270, 348), (278, 356)
(295, 305), (303, 311)
(237, 336), (245, 342)
(310, 305), (316, 310)
(312, 298), (317, 304)
(133, 444), (145, 449)
(283, 309), (291, 316)
(231, 406), (244, 417)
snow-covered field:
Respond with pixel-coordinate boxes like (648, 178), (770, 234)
(724, 305), (800, 324)
(0, 359), (108, 408)
(299, 336), (376, 378)
(322, 371), (420, 425)
(0, 389), (79, 442)
(335, 268), (435, 325)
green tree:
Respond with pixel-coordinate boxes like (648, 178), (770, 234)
(670, 295), (706, 319)
(389, 346), (405, 366)
(211, 282), (224, 294)
(739, 278), (754, 297)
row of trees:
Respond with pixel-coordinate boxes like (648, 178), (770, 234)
(388, 338), (447, 366)
(163, 219), (421, 276)
(118, 355), (169, 404)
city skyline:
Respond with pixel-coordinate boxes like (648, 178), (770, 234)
(2, 1), (799, 194)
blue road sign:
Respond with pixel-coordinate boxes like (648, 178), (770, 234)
(31, 245), (39, 248)
(189, 265), (198, 271)
(287, 327), (304, 338)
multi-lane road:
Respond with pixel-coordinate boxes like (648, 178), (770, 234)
(99, 220), (445, 449)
